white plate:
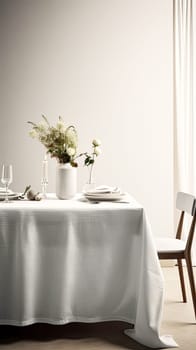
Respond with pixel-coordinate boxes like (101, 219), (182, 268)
(84, 193), (125, 202)
(0, 189), (15, 194)
(0, 192), (17, 196)
(0, 193), (19, 201)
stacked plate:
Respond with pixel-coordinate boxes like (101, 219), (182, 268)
(84, 185), (125, 202)
(0, 188), (19, 201)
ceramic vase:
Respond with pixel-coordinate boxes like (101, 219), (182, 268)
(56, 163), (77, 199)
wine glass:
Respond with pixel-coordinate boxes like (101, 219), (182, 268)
(1, 164), (13, 202)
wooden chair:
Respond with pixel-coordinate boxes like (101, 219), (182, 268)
(155, 192), (196, 318)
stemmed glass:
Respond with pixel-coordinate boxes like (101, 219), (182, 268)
(41, 155), (48, 198)
(1, 164), (13, 202)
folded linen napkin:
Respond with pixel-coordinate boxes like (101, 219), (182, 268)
(85, 185), (121, 195)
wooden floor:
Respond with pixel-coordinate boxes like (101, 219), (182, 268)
(0, 267), (195, 350)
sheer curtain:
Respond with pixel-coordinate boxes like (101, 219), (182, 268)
(174, 0), (196, 264)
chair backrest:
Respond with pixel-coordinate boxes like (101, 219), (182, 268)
(176, 192), (196, 215)
(176, 192), (196, 251)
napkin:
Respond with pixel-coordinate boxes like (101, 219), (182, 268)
(85, 185), (121, 195)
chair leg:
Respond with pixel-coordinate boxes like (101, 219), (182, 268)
(177, 259), (187, 302)
(185, 255), (196, 318)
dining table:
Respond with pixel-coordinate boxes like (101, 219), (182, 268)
(0, 193), (177, 348)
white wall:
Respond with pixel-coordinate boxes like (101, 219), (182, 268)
(0, 0), (173, 236)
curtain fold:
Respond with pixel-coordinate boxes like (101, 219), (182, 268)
(174, 0), (196, 264)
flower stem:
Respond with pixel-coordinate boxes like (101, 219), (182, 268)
(89, 153), (95, 184)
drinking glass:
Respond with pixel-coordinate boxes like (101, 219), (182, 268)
(1, 164), (13, 202)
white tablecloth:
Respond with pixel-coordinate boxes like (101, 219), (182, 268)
(0, 194), (177, 348)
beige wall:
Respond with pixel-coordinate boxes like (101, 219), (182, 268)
(0, 0), (173, 236)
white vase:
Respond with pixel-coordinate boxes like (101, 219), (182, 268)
(56, 163), (77, 199)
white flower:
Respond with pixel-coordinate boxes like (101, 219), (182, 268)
(37, 122), (47, 133)
(66, 147), (76, 157)
(94, 146), (101, 156)
(56, 121), (65, 131)
(29, 130), (37, 138)
(65, 126), (78, 148)
(92, 139), (101, 147)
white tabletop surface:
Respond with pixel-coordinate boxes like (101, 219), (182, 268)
(0, 193), (177, 348)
